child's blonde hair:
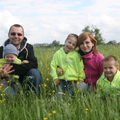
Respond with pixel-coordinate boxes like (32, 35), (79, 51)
(103, 55), (118, 66)
(66, 33), (78, 46)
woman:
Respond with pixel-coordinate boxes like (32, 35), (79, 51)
(78, 32), (104, 89)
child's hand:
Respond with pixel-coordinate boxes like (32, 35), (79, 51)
(55, 79), (60, 85)
(23, 60), (29, 64)
(77, 80), (84, 85)
(78, 80), (83, 82)
(56, 66), (63, 76)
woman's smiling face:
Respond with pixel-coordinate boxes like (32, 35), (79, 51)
(80, 37), (94, 54)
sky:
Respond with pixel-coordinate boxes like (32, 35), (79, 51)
(0, 0), (120, 45)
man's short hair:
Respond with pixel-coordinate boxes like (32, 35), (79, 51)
(9, 24), (24, 34)
(103, 55), (118, 66)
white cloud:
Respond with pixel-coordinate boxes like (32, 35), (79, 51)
(0, 0), (120, 45)
(0, 10), (21, 28)
(0, 10), (21, 44)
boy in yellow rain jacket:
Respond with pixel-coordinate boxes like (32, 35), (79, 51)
(96, 55), (120, 98)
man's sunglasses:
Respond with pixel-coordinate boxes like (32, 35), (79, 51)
(10, 32), (22, 36)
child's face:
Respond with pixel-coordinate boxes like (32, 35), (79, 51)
(64, 36), (77, 53)
(103, 60), (119, 79)
(5, 54), (16, 63)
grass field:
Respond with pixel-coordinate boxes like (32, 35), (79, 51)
(1, 45), (120, 120)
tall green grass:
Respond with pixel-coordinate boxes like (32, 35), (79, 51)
(1, 45), (120, 120)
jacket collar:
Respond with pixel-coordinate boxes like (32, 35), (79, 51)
(104, 70), (120, 82)
(79, 49), (93, 59)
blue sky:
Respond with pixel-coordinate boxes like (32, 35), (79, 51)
(0, 0), (120, 45)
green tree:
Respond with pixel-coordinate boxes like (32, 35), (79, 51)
(107, 40), (117, 45)
(82, 25), (105, 45)
(49, 40), (60, 46)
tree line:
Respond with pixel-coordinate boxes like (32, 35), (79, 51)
(33, 25), (119, 47)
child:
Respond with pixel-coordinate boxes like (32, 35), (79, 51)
(96, 55), (120, 98)
(0, 44), (28, 77)
(0, 44), (28, 93)
(50, 33), (85, 97)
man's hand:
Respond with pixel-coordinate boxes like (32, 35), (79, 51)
(55, 79), (60, 85)
(0, 63), (14, 77)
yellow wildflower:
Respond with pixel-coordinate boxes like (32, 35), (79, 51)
(53, 90), (55, 93)
(53, 111), (56, 114)
(85, 108), (88, 113)
(44, 118), (47, 120)
(44, 83), (47, 87)
(77, 82), (79, 84)
(49, 113), (52, 116)
(72, 81), (74, 84)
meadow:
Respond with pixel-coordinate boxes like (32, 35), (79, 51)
(1, 45), (120, 120)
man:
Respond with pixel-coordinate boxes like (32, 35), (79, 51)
(0, 24), (42, 97)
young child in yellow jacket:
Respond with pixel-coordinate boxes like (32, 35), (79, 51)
(0, 44), (28, 94)
(50, 33), (85, 97)
(96, 55), (120, 98)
